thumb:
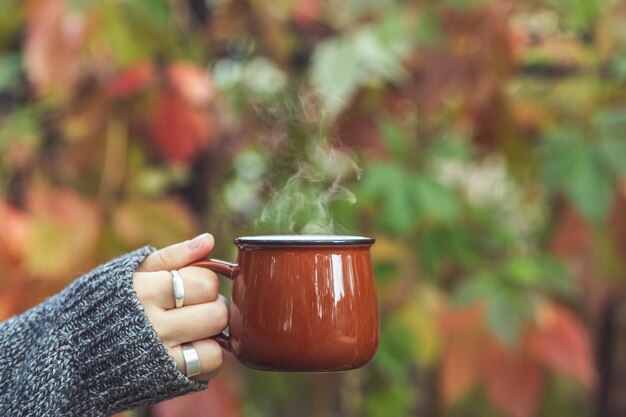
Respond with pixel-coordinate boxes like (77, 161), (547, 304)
(136, 233), (215, 272)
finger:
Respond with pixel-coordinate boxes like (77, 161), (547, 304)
(168, 339), (223, 382)
(157, 297), (229, 347)
(137, 233), (215, 273)
(134, 267), (220, 310)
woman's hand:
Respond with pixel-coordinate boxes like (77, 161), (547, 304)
(132, 233), (228, 382)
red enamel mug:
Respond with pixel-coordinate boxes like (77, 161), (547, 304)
(193, 235), (379, 372)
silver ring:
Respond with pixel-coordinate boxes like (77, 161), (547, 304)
(181, 343), (202, 377)
(171, 270), (184, 308)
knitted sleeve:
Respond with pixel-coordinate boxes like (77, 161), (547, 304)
(0, 247), (206, 417)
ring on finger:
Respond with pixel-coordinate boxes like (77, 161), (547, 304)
(171, 270), (185, 308)
(181, 342), (202, 377)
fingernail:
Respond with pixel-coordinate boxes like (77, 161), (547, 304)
(186, 233), (210, 250)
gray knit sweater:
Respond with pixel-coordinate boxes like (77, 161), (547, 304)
(0, 247), (205, 416)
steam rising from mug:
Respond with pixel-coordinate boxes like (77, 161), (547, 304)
(257, 142), (362, 234)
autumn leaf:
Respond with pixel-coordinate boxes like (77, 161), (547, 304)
(0, 204), (33, 317)
(484, 340), (543, 417)
(0, 202), (30, 262)
(529, 302), (596, 389)
(106, 62), (155, 99)
(440, 305), (544, 417)
(151, 376), (241, 417)
(23, 186), (101, 281)
(440, 333), (484, 405)
(167, 62), (216, 107)
(292, 0), (324, 27)
(148, 63), (217, 163)
(439, 303), (483, 334)
(24, 0), (86, 98)
(549, 203), (609, 316)
(0, 288), (26, 322)
(398, 286), (445, 366)
(149, 92), (213, 163)
(439, 305), (486, 404)
(440, 301), (595, 417)
(112, 198), (196, 249)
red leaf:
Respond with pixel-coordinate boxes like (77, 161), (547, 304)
(529, 303), (596, 389)
(25, 0), (86, 97)
(0, 202), (30, 262)
(439, 305), (544, 417)
(439, 305), (486, 404)
(0, 204), (31, 309)
(440, 303), (594, 417)
(106, 62), (155, 99)
(292, 0), (324, 26)
(0, 288), (27, 322)
(167, 62), (216, 107)
(151, 376), (241, 417)
(440, 333), (484, 404)
(484, 340), (543, 417)
(149, 91), (215, 163)
(439, 303), (483, 334)
(148, 62), (217, 163)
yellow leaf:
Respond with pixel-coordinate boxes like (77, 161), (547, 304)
(24, 188), (100, 281)
(112, 198), (197, 248)
(398, 285), (445, 365)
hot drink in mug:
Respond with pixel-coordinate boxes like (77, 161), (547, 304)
(193, 235), (379, 372)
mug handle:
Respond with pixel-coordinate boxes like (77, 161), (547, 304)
(191, 258), (238, 352)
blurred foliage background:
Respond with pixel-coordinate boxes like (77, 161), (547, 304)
(1, 0), (626, 416)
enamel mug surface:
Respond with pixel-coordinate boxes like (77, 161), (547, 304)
(193, 235), (379, 372)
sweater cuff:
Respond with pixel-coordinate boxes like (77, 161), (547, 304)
(59, 246), (205, 414)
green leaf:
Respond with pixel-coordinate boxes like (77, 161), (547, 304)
(310, 24), (408, 116)
(310, 36), (363, 117)
(425, 136), (472, 161)
(594, 109), (626, 175)
(548, 0), (602, 31)
(379, 119), (409, 158)
(412, 176), (460, 223)
(540, 130), (580, 191)
(599, 137), (626, 175)
(418, 225), (478, 274)
(594, 108), (626, 132)
(612, 53), (626, 81)
(418, 226), (452, 274)
(358, 164), (399, 200)
(0, 107), (41, 152)
(564, 146), (613, 223)
(445, 0), (489, 8)
(485, 287), (526, 346)
(97, 0), (174, 66)
(364, 383), (415, 417)
(354, 26), (408, 82)
(415, 9), (443, 46)
(358, 163), (415, 234)
(541, 131), (613, 222)
(0, 54), (21, 92)
(383, 186), (414, 233)
(372, 320), (416, 379)
(505, 258), (545, 286)
(453, 272), (499, 306)
(538, 258), (575, 295)
(503, 257), (573, 295)
(453, 271), (538, 345)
